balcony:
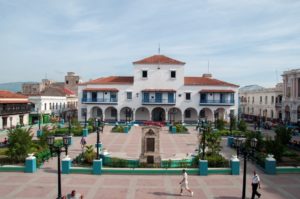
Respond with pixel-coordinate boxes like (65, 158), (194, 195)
(81, 98), (118, 104)
(0, 108), (31, 115)
(199, 99), (234, 106)
(142, 98), (176, 105)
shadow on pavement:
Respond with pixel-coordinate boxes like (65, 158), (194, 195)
(42, 167), (57, 174)
(215, 197), (241, 199)
(152, 192), (181, 197)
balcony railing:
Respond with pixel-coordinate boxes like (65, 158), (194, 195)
(200, 99), (234, 105)
(82, 98), (118, 104)
(142, 98), (176, 105)
(0, 108), (31, 115)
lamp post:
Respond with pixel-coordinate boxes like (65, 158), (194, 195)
(95, 119), (104, 160)
(47, 136), (70, 199)
(84, 110), (87, 128)
(235, 137), (258, 199)
(68, 115), (71, 136)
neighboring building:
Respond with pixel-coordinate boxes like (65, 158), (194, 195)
(282, 69), (300, 124)
(239, 84), (283, 122)
(78, 54), (239, 123)
(0, 90), (31, 130)
(29, 86), (77, 124)
(22, 72), (80, 124)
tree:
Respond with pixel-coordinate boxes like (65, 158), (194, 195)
(238, 119), (247, 132)
(215, 119), (225, 130)
(6, 127), (33, 163)
(83, 145), (96, 163)
(275, 126), (292, 146)
(206, 132), (222, 155)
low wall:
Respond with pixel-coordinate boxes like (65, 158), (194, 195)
(276, 166), (300, 174)
(0, 165), (25, 172)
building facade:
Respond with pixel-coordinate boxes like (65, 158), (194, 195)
(0, 90), (31, 130)
(282, 69), (300, 124)
(78, 55), (239, 123)
(239, 84), (283, 122)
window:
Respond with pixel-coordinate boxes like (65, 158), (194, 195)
(185, 93), (191, 100)
(265, 96), (268, 104)
(49, 103), (52, 110)
(44, 103), (47, 110)
(185, 110), (191, 118)
(271, 96), (274, 104)
(66, 80), (69, 84)
(260, 96), (262, 104)
(126, 92), (132, 100)
(252, 97), (254, 104)
(248, 97), (250, 104)
(142, 70), (148, 78)
(170, 70), (176, 78)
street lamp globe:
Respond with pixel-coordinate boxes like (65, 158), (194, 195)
(47, 136), (55, 146)
(63, 136), (69, 146)
(250, 138), (258, 148)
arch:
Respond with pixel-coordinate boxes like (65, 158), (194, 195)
(120, 107), (133, 122)
(183, 107), (197, 123)
(167, 107), (182, 123)
(91, 106), (103, 119)
(104, 106), (118, 122)
(285, 105), (290, 122)
(214, 108), (225, 120)
(152, 107), (166, 122)
(199, 108), (213, 121)
(297, 106), (300, 121)
(135, 107), (150, 121)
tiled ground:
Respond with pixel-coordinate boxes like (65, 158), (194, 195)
(1, 171), (300, 199)
(1, 125), (300, 198)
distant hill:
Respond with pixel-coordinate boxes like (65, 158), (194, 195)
(0, 82), (34, 93)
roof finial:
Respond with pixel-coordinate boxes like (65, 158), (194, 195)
(158, 43), (160, 55)
(208, 60), (210, 73)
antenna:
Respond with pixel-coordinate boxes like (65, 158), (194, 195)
(208, 60), (210, 73)
(158, 43), (160, 55)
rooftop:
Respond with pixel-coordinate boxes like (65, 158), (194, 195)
(0, 90), (28, 99)
(133, 55), (185, 65)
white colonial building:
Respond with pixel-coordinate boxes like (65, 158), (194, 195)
(0, 90), (31, 129)
(78, 55), (239, 123)
(282, 69), (300, 123)
(239, 84), (283, 122)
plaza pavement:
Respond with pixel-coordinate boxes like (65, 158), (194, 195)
(1, 125), (300, 198)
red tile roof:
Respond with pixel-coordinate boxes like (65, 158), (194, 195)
(142, 89), (176, 92)
(0, 90), (28, 99)
(133, 55), (185, 65)
(199, 89), (235, 93)
(0, 100), (30, 104)
(184, 77), (239, 87)
(83, 88), (119, 92)
(62, 87), (75, 95)
(81, 76), (134, 85)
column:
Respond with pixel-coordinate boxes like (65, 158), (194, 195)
(230, 155), (240, 175)
(93, 159), (103, 175)
(199, 159), (208, 176)
(62, 156), (72, 174)
(25, 154), (37, 173)
(265, 154), (276, 175)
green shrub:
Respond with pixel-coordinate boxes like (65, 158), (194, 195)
(54, 128), (69, 135)
(87, 125), (93, 133)
(112, 125), (125, 133)
(0, 148), (8, 156)
(72, 127), (83, 136)
(206, 154), (229, 167)
(217, 129), (231, 136)
(175, 124), (188, 133)
(283, 150), (298, 158)
(35, 148), (51, 168)
(6, 127), (33, 163)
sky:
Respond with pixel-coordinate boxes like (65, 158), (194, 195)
(0, 0), (300, 87)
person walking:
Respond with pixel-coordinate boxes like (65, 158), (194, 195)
(251, 170), (261, 199)
(179, 169), (193, 197)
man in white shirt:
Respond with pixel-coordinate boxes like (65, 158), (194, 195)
(179, 169), (193, 197)
(251, 170), (261, 199)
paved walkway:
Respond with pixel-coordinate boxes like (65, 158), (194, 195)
(1, 125), (300, 198)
